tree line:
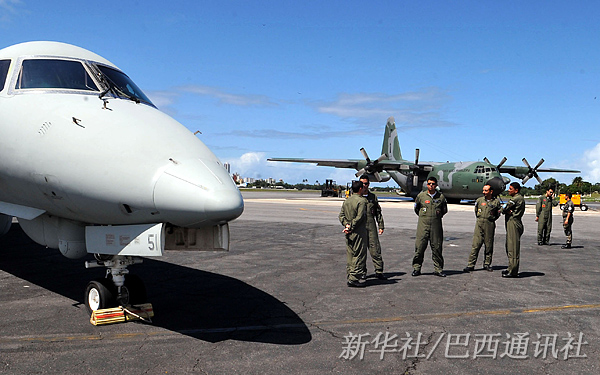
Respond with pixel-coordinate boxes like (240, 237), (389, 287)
(245, 176), (599, 197)
(519, 177), (599, 197)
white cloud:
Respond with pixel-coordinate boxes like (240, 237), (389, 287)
(231, 128), (360, 140)
(178, 85), (277, 107)
(0, 0), (21, 11)
(222, 152), (267, 178)
(222, 152), (357, 184)
(146, 90), (179, 111)
(583, 142), (600, 183)
(311, 87), (457, 129)
(0, 0), (23, 23)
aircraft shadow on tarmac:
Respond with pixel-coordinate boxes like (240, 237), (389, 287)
(0, 226), (311, 344)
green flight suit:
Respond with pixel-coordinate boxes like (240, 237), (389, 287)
(339, 194), (368, 282)
(536, 195), (557, 244)
(562, 200), (575, 245)
(502, 193), (525, 276)
(361, 191), (385, 275)
(467, 196), (501, 268)
(413, 190), (447, 273)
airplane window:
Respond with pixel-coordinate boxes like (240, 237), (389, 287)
(97, 65), (154, 106)
(485, 168), (491, 173)
(17, 59), (98, 91)
(0, 59), (10, 91)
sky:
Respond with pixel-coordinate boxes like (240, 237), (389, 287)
(1, 0), (599, 187)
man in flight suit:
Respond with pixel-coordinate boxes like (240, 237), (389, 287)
(463, 184), (501, 273)
(535, 188), (557, 245)
(339, 181), (368, 287)
(502, 182), (525, 278)
(561, 192), (575, 249)
(412, 176), (448, 277)
(359, 175), (386, 280)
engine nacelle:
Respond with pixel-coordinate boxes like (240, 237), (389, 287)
(377, 171), (392, 183)
(486, 176), (510, 198)
(0, 214), (12, 237)
(18, 214), (87, 259)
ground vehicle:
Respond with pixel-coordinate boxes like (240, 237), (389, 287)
(559, 194), (588, 211)
(321, 179), (342, 197)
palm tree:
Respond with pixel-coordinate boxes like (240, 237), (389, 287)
(572, 177), (584, 193)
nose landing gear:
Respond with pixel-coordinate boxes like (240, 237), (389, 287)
(84, 255), (147, 314)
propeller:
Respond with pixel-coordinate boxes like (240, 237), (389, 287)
(397, 148), (429, 188)
(411, 149), (420, 186)
(483, 156), (507, 169)
(355, 148), (387, 182)
(521, 158), (545, 184)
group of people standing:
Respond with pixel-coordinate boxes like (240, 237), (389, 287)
(339, 176), (576, 287)
(339, 175), (387, 287)
(536, 188), (575, 249)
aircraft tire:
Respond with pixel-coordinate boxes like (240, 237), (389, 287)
(85, 279), (115, 314)
(581, 205), (588, 211)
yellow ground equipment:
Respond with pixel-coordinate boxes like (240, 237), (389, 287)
(90, 303), (154, 326)
(559, 194), (588, 211)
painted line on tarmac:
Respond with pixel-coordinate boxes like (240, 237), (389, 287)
(1, 303), (599, 344)
(312, 303), (600, 326)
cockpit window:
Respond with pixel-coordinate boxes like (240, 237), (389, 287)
(0, 60), (10, 91)
(16, 59), (98, 91)
(97, 65), (154, 106)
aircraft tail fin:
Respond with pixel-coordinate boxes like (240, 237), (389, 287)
(381, 116), (402, 161)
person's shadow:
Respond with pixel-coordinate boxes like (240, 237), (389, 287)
(0, 225), (311, 344)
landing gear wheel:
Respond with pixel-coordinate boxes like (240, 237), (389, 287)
(581, 205), (588, 211)
(85, 279), (115, 314)
(119, 274), (147, 305)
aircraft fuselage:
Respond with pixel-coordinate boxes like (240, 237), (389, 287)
(0, 42), (243, 229)
(0, 41), (245, 313)
(388, 161), (507, 201)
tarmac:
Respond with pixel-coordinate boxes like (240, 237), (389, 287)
(1, 190), (599, 374)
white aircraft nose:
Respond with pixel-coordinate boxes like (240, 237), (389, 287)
(203, 187), (245, 223)
(153, 159), (244, 228)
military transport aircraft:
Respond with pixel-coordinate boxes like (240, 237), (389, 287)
(0, 42), (244, 314)
(268, 117), (580, 203)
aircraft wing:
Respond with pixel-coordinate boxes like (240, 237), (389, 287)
(499, 166), (580, 179)
(499, 164), (580, 184)
(267, 158), (362, 169)
(267, 158), (422, 170)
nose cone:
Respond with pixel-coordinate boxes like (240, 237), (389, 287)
(204, 188), (245, 223)
(153, 159), (244, 228)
